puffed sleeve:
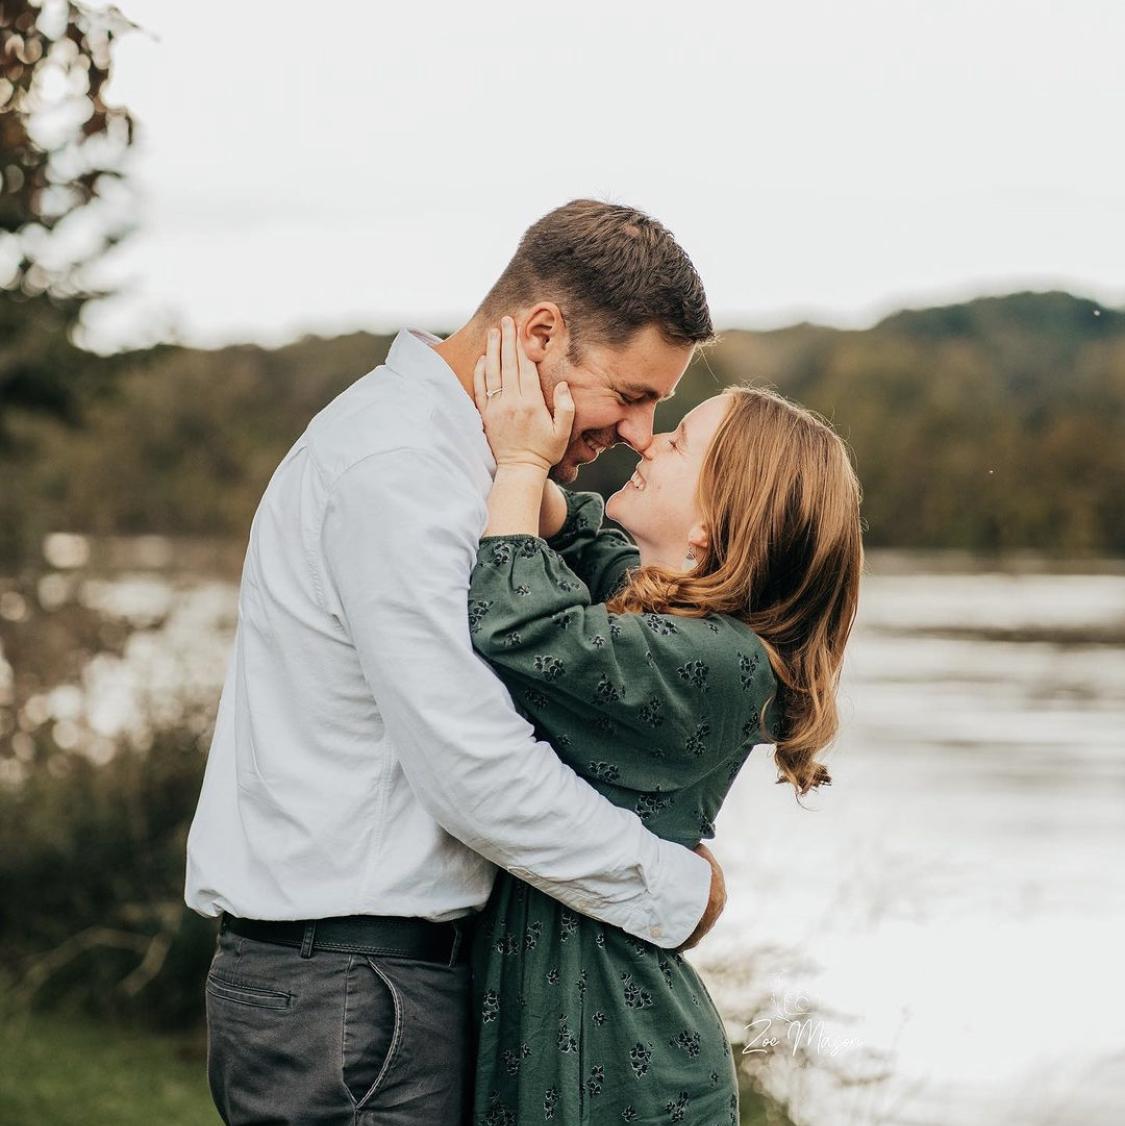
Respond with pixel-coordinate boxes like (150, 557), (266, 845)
(543, 488), (639, 603)
(469, 533), (777, 795)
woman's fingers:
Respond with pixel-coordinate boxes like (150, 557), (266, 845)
(485, 325), (502, 398)
(514, 329), (541, 402)
(500, 317), (518, 396)
(552, 381), (575, 443)
(472, 355), (488, 413)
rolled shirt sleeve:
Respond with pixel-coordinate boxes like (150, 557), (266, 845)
(318, 445), (711, 948)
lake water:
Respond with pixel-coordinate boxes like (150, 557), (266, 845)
(2, 543), (1123, 1125)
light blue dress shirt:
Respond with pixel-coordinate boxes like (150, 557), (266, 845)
(184, 328), (711, 947)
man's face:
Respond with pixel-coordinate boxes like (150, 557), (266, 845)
(535, 322), (695, 485)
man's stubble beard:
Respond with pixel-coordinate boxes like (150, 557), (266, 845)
(548, 458), (580, 486)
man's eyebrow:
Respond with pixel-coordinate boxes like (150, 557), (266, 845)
(618, 381), (676, 404)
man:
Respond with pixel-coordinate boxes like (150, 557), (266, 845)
(186, 199), (726, 1125)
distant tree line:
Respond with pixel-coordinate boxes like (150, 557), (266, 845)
(1, 290), (1122, 562)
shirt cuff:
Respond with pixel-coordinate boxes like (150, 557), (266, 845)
(643, 840), (713, 950)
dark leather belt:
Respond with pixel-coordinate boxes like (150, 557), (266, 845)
(221, 912), (471, 965)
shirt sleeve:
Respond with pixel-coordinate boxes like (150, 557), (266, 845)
(544, 487), (639, 602)
(469, 533), (776, 795)
(318, 446), (711, 949)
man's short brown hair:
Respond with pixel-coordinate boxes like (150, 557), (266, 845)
(477, 199), (714, 362)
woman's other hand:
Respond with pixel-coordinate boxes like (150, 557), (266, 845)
(473, 316), (574, 474)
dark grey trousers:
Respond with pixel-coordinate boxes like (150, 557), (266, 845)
(205, 924), (475, 1124)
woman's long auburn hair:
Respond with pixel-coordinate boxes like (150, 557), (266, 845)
(604, 385), (864, 800)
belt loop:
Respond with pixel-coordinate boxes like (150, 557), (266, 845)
(299, 920), (317, 959)
(219, 913), (230, 935)
(447, 921), (462, 967)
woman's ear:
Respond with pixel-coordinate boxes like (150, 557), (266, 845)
(521, 302), (563, 364)
(688, 522), (710, 555)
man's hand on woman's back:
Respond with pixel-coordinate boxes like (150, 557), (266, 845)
(675, 842), (726, 952)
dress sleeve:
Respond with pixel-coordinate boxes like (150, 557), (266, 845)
(544, 488), (640, 603)
(469, 532), (776, 795)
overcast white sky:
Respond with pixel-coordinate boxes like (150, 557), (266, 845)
(83, 0), (1125, 352)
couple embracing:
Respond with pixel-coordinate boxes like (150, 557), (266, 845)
(185, 199), (863, 1125)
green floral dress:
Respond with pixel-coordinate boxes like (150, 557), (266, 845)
(466, 488), (778, 1126)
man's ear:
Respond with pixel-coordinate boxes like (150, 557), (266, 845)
(521, 302), (564, 364)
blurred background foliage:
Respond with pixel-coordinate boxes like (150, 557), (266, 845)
(1, 289), (1123, 565)
(1, 0), (137, 441)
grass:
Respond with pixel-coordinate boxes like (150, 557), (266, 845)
(0, 1010), (217, 1126)
(0, 1009), (795, 1126)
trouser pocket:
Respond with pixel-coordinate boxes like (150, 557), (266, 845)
(342, 955), (401, 1109)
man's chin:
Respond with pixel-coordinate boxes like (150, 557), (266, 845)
(549, 461), (580, 485)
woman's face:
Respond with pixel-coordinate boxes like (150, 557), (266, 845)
(605, 394), (733, 568)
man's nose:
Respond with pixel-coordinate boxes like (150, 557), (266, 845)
(617, 412), (656, 454)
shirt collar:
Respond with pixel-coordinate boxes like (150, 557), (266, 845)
(384, 328), (495, 469)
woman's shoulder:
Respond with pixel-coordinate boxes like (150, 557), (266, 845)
(623, 609), (776, 690)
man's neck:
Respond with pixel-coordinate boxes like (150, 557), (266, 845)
(431, 322), (485, 406)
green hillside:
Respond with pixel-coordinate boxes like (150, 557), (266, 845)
(2, 290), (1121, 560)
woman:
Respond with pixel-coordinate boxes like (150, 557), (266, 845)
(466, 319), (863, 1125)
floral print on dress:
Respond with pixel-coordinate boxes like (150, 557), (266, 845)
(586, 1064), (606, 1098)
(639, 693), (665, 728)
(481, 990), (500, 1023)
(533, 655), (565, 681)
(592, 715), (616, 736)
(488, 541), (514, 567)
(635, 792), (671, 821)
(670, 1030), (702, 1058)
(737, 649), (761, 689)
(588, 761), (620, 783)
(556, 1014), (578, 1053)
(523, 686), (550, 709)
(676, 658), (710, 692)
(468, 598), (493, 634)
(684, 719), (711, 757)
(559, 910), (579, 941)
(595, 674), (623, 704)
(502, 1043), (531, 1075)
(643, 613), (678, 636)
(665, 1091), (690, 1123)
(742, 703), (761, 742)
(483, 1092), (515, 1126)
(621, 972), (654, 1009)
(628, 1043), (652, 1078)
